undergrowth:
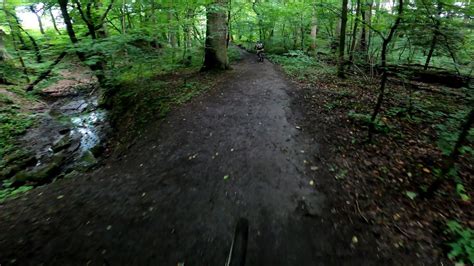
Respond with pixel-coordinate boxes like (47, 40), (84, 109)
(272, 49), (473, 263)
(0, 91), (35, 159)
(268, 50), (336, 82)
(445, 221), (474, 264)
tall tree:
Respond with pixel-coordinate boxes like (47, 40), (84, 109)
(368, 0), (404, 140)
(348, 0), (361, 63)
(337, 0), (349, 78)
(424, 0), (442, 70)
(310, 5), (317, 52)
(58, 0), (105, 85)
(29, 4), (45, 35)
(202, 0), (230, 71)
(0, 29), (11, 61)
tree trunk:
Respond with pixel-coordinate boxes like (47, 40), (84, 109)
(424, 1), (442, 70)
(359, 1), (368, 60)
(168, 10), (177, 48)
(23, 30), (42, 63)
(0, 30), (10, 61)
(29, 5), (45, 35)
(58, 0), (105, 85)
(26, 51), (67, 91)
(348, 0), (361, 63)
(3, 2), (29, 82)
(424, 35), (437, 70)
(310, 7), (317, 52)
(424, 108), (474, 197)
(337, 0), (349, 78)
(368, 0), (404, 140)
(252, 0), (263, 41)
(121, 0), (126, 34)
(202, 0), (229, 71)
(50, 9), (62, 35)
(1, 9), (42, 63)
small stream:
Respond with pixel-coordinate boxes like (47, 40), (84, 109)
(10, 92), (110, 184)
(70, 108), (107, 152)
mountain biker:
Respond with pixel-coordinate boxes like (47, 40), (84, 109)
(255, 41), (264, 61)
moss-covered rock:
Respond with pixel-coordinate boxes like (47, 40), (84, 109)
(12, 152), (65, 184)
(0, 149), (37, 180)
(75, 150), (97, 172)
(52, 134), (73, 152)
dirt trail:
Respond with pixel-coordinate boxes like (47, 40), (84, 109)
(0, 51), (387, 265)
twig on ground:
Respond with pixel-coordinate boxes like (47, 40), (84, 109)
(355, 195), (370, 223)
(393, 223), (411, 238)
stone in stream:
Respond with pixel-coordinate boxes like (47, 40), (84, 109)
(52, 135), (73, 152)
(59, 99), (89, 113)
(74, 150), (98, 172)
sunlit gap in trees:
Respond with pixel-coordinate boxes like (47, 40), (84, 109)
(14, 3), (64, 30)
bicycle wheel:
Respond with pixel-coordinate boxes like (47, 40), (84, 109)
(225, 217), (249, 266)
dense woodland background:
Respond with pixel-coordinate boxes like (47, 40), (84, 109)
(0, 0), (473, 264)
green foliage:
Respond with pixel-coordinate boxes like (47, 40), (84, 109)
(445, 221), (474, 264)
(0, 180), (33, 203)
(268, 51), (336, 82)
(404, 191), (417, 200)
(0, 94), (34, 158)
(348, 111), (390, 133)
(228, 46), (242, 62)
(456, 183), (470, 202)
(436, 109), (474, 156)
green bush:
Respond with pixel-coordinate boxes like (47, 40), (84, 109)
(445, 220), (474, 264)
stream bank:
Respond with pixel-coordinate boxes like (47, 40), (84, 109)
(0, 70), (110, 191)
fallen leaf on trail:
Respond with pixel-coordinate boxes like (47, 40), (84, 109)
(422, 168), (431, 173)
(57, 195), (64, 199)
(223, 175), (230, 180)
(393, 213), (401, 221)
(405, 191), (417, 200)
(352, 236), (358, 244)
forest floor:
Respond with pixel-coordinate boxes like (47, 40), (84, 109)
(0, 50), (465, 265)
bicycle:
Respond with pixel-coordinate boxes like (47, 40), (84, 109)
(225, 218), (249, 266)
(257, 51), (265, 62)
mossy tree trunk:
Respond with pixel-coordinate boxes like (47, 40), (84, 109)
(202, 0), (229, 71)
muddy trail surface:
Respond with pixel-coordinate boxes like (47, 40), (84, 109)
(1, 51), (388, 265)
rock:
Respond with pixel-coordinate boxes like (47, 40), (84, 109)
(75, 150), (97, 172)
(60, 99), (88, 112)
(0, 150), (37, 180)
(12, 153), (65, 184)
(52, 135), (73, 152)
(58, 127), (71, 135)
(64, 170), (80, 179)
(90, 143), (105, 157)
(2, 149), (35, 164)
